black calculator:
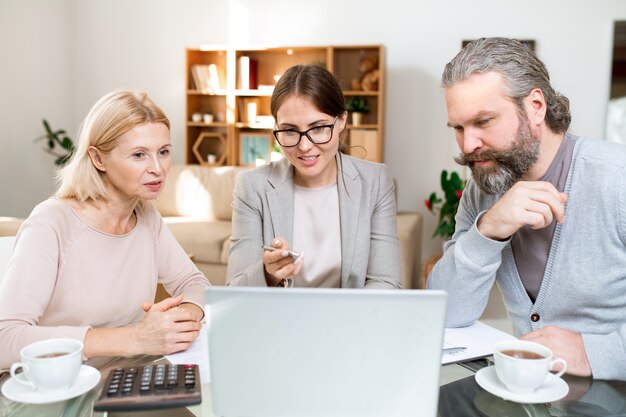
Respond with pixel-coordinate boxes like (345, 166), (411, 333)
(93, 364), (201, 411)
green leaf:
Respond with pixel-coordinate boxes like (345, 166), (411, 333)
(440, 170), (448, 190)
(37, 119), (74, 166)
(346, 96), (370, 113)
(428, 169), (465, 239)
(55, 153), (72, 166)
(61, 137), (73, 150)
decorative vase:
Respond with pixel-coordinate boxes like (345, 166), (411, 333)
(352, 112), (363, 126)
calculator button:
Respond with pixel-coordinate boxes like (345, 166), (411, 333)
(94, 364), (201, 411)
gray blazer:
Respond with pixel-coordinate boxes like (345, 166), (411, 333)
(226, 153), (402, 288)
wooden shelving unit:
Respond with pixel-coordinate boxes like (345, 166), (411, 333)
(185, 45), (385, 166)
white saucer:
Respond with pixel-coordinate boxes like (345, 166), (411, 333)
(475, 366), (569, 403)
(1, 365), (101, 404)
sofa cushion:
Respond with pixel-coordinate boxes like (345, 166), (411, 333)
(156, 165), (246, 220)
(0, 217), (24, 237)
(162, 217), (231, 264)
(396, 212), (423, 289)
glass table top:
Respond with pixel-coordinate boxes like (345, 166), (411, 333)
(2, 355), (625, 417)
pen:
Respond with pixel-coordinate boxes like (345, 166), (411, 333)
(262, 245), (303, 264)
(442, 346), (467, 354)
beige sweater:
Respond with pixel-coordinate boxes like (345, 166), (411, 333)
(0, 198), (209, 369)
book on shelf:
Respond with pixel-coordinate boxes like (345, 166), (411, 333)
(239, 56), (250, 90)
(190, 64), (225, 94)
(190, 64), (213, 93)
(190, 65), (203, 91)
(237, 97), (245, 121)
(208, 64), (224, 92)
(238, 97), (261, 123)
(249, 59), (258, 90)
(238, 56), (258, 90)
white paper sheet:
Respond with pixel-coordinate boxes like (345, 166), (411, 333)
(165, 325), (210, 383)
(164, 321), (512, 378)
(442, 321), (516, 365)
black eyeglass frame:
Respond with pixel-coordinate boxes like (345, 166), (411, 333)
(272, 116), (339, 148)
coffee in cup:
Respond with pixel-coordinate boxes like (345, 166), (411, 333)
(494, 340), (567, 394)
(10, 338), (84, 393)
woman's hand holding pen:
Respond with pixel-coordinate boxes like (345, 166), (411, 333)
(262, 237), (304, 286)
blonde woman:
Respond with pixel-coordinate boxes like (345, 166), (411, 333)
(0, 90), (209, 369)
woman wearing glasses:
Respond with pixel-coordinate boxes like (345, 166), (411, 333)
(226, 64), (402, 288)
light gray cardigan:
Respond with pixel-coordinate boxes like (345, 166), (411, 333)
(226, 153), (402, 289)
(428, 137), (626, 380)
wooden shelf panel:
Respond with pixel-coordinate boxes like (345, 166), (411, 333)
(234, 122), (273, 130)
(187, 90), (227, 96)
(347, 124), (378, 129)
(343, 90), (379, 96)
(234, 89), (274, 97)
(187, 122), (228, 128)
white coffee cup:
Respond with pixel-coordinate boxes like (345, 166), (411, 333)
(10, 338), (84, 393)
(494, 340), (567, 394)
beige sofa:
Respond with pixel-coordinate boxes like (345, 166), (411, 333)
(156, 164), (423, 288)
(154, 165), (246, 287)
(0, 218), (24, 237)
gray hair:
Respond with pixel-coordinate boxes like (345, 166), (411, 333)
(441, 37), (571, 133)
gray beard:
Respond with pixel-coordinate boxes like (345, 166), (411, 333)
(454, 121), (540, 195)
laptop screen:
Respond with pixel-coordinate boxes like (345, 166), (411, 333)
(206, 287), (447, 417)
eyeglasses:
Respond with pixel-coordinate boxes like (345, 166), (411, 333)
(272, 116), (338, 148)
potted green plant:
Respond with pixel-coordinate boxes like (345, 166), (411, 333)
(34, 119), (75, 166)
(346, 96), (369, 126)
(424, 170), (466, 240)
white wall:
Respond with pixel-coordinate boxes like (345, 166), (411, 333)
(0, 0), (73, 216)
(71, 0), (228, 161)
(0, 0), (227, 217)
(2, 0), (625, 260)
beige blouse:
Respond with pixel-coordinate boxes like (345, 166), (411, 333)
(0, 198), (209, 369)
(292, 183), (341, 288)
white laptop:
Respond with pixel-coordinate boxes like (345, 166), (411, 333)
(205, 287), (447, 417)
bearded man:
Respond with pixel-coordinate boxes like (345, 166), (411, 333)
(427, 37), (626, 381)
